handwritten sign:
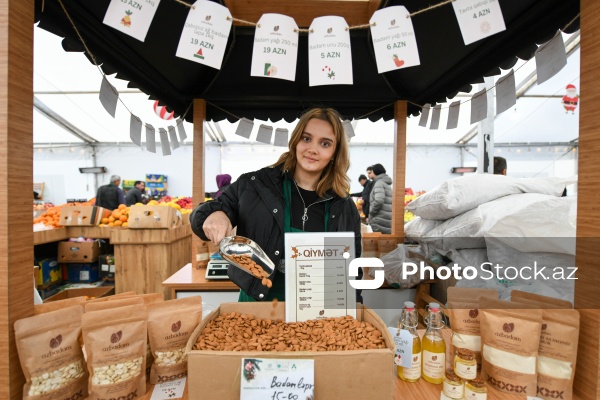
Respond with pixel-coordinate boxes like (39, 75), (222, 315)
(388, 327), (414, 368)
(149, 377), (186, 400)
(369, 6), (420, 73)
(240, 358), (314, 400)
(285, 232), (356, 323)
(452, 0), (506, 45)
(251, 14), (299, 81)
(308, 16), (353, 86)
(176, 0), (232, 70)
(103, 0), (162, 42)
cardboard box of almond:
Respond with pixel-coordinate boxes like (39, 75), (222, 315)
(185, 302), (394, 399)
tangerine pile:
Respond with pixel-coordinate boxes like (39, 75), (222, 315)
(33, 207), (61, 228)
(99, 204), (130, 228)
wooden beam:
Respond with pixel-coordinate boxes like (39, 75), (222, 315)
(192, 100), (207, 261)
(574, 1), (600, 399)
(392, 101), (406, 237)
(224, 0), (381, 28)
(0, 0), (34, 398)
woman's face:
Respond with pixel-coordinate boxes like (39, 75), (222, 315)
(295, 118), (337, 176)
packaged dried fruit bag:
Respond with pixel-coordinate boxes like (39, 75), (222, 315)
(147, 296), (202, 384)
(15, 305), (88, 400)
(82, 304), (147, 399)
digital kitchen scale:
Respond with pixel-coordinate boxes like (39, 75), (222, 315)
(205, 259), (231, 280)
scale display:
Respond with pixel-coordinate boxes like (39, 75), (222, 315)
(205, 260), (230, 280)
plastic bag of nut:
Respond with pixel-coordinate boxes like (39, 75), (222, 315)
(82, 304), (148, 399)
(15, 305), (88, 400)
(147, 296), (203, 384)
(220, 236), (276, 301)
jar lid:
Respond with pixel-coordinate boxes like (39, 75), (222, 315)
(445, 369), (461, 381)
(468, 379), (486, 389)
(456, 347), (475, 360)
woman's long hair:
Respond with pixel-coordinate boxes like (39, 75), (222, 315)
(273, 107), (350, 198)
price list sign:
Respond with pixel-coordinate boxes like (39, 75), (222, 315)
(285, 232), (356, 323)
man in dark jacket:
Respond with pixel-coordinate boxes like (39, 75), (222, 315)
(95, 175), (125, 211)
(351, 172), (374, 220)
(369, 164), (393, 233)
(125, 180), (146, 206)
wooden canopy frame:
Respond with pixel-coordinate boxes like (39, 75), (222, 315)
(1, 1), (598, 398)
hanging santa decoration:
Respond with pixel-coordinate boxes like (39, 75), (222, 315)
(561, 84), (579, 114)
(153, 100), (175, 120)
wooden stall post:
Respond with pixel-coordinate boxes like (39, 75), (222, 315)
(574, 1), (600, 398)
(0, 0), (34, 398)
(192, 100), (207, 261)
(392, 101), (407, 238)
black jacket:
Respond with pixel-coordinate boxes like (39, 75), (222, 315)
(95, 184), (119, 211)
(361, 180), (374, 218)
(125, 187), (143, 206)
(191, 165), (362, 270)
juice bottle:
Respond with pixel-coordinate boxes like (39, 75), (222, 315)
(398, 301), (422, 382)
(421, 302), (446, 384)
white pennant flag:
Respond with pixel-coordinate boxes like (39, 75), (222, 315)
(176, 0), (232, 70)
(308, 16), (353, 86)
(103, 0), (161, 42)
(369, 6), (420, 73)
(452, 0), (506, 45)
(251, 14), (299, 81)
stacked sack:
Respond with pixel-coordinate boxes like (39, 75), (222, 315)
(405, 174), (576, 302)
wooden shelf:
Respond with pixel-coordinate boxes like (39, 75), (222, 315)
(110, 224), (191, 244)
(67, 226), (111, 239)
(162, 263), (239, 292)
(33, 228), (68, 245)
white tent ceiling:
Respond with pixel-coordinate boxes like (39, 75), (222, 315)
(33, 26), (580, 146)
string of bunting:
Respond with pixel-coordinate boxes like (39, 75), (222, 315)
(55, 0), (580, 155)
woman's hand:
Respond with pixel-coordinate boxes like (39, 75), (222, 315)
(202, 211), (233, 244)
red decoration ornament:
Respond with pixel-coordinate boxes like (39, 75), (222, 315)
(561, 84), (579, 114)
(153, 100), (175, 120)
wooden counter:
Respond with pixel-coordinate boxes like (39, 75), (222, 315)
(33, 228), (68, 245)
(162, 263), (239, 303)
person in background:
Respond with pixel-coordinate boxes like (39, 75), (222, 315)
(369, 163), (393, 234)
(191, 107), (361, 302)
(494, 156), (507, 175)
(351, 171), (374, 222)
(214, 174), (232, 198)
(125, 180), (146, 206)
(350, 174), (368, 197)
(95, 175), (125, 211)
(362, 166), (375, 222)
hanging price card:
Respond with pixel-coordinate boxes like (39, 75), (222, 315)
(285, 232), (356, 323)
(370, 6), (420, 73)
(452, 0), (506, 45)
(251, 14), (299, 82)
(308, 16), (353, 86)
(388, 327), (413, 368)
(176, 0), (232, 70)
(103, 0), (162, 42)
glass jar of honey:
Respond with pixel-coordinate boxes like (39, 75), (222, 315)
(442, 369), (464, 399)
(465, 379), (487, 399)
(454, 348), (477, 380)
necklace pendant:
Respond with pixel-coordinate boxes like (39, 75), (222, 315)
(302, 208), (308, 222)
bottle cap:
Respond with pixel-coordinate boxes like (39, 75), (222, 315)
(429, 302), (440, 311)
(404, 301), (415, 310)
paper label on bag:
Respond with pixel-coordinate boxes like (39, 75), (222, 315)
(240, 358), (314, 400)
(388, 327), (413, 368)
(452, 0), (506, 45)
(176, 0), (232, 69)
(308, 16), (353, 86)
(150, 377), (186, 400)
(250, 14), (299, 81)
(369, 6), (420, 73)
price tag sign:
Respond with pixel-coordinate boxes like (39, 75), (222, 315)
(103, 0), (162, 42)
(285, 232), (356, 322)
(251, 14), (299, 81)
(388, 327), (413, 368)
(240, 358), (314, 400)
(452, 0), (506, 45)
(308, 16), (353, 86)
(369, 6), (420, 73)
(176, 0), (232, 70)
(149, 377), (186, 400)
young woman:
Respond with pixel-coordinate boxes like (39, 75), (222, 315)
(191, 107), (362, 301)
